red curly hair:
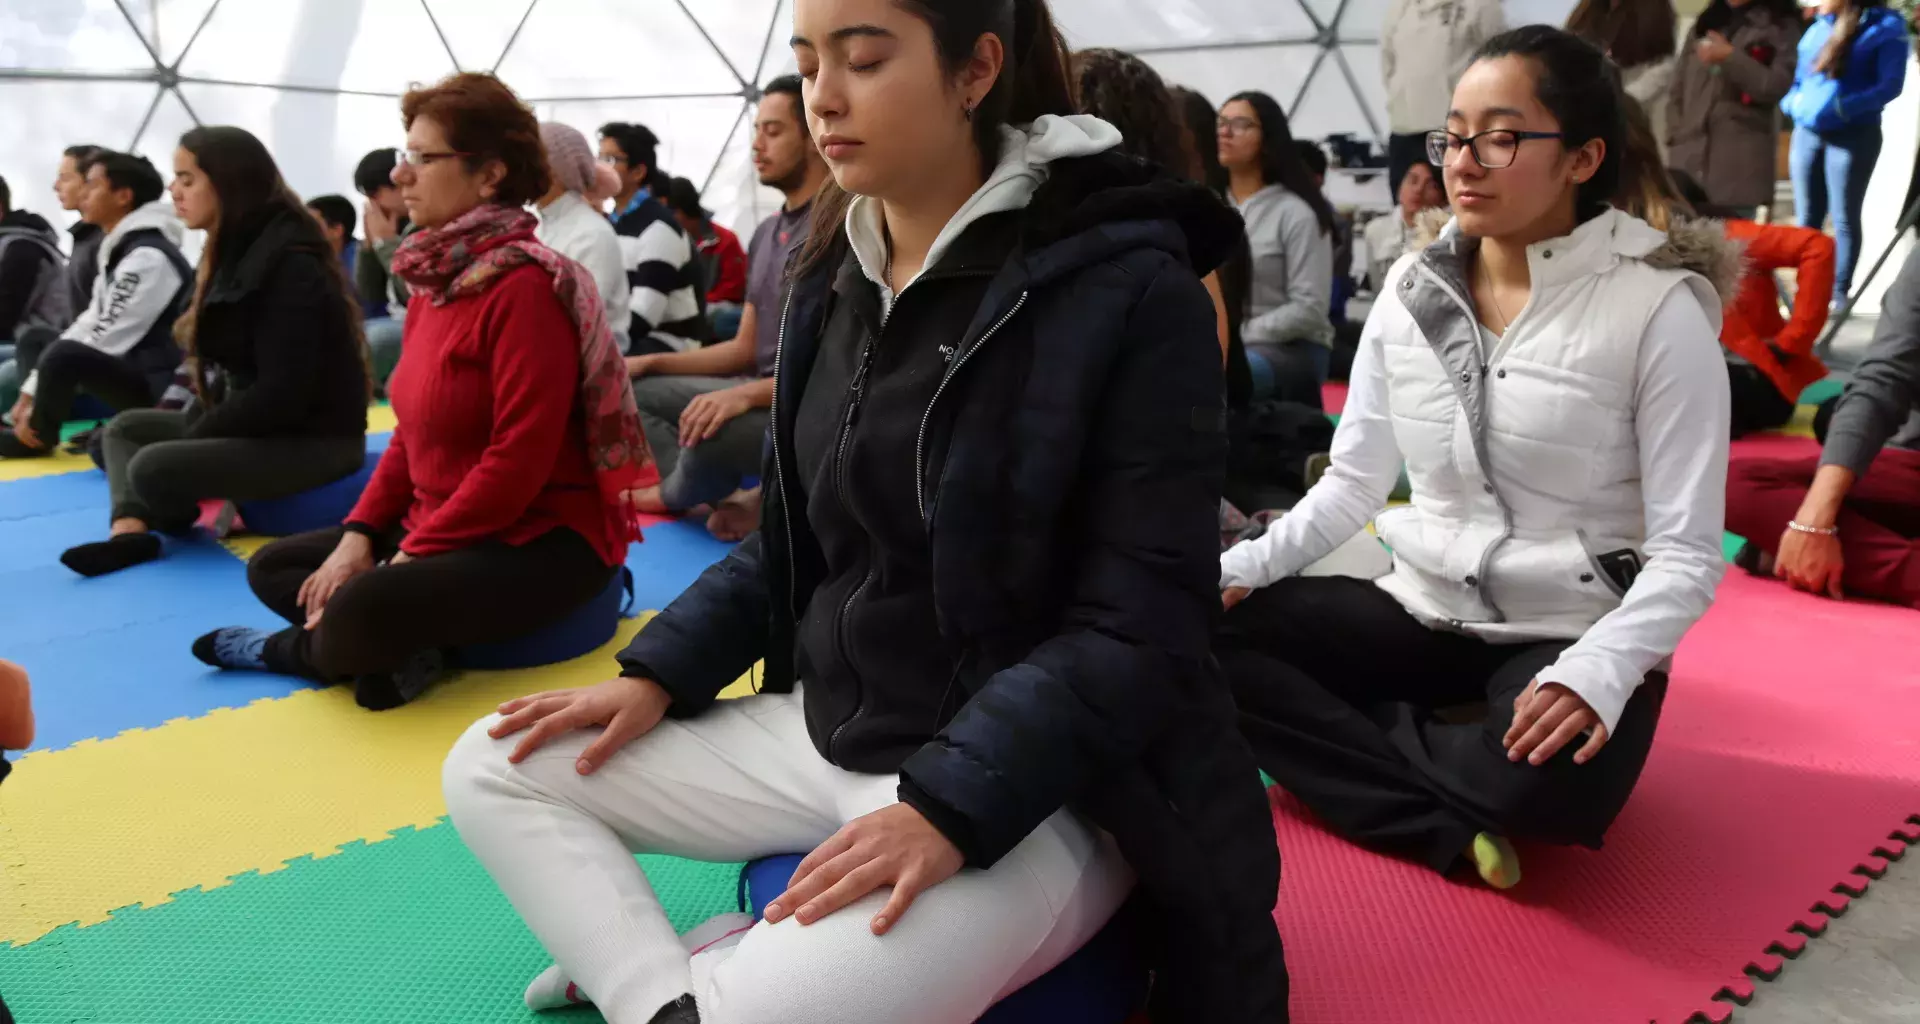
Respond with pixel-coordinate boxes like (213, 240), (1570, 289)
(400, 72), (551, 208)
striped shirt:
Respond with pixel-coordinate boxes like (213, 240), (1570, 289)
(611, 197), (709, 350)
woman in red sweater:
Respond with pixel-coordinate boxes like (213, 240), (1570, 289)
(192, 73), (653, 710)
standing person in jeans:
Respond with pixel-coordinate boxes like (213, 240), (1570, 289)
(1381, 0), (1506, 197)
(191, 74), (650, 712)
(1666, 0), (1801, 220)
(625, 74), (828, 541)
(58, 128), (369, 578)
(1219, 90), (1337, 408)
(1728, 245), (1920, 605)
(0, 153), (189, 459)
(1784, 0), (1910, 307)
(353, 148), (413, 390)
(438, 1), (1288, 1020)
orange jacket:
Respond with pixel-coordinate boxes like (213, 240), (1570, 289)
(1720, 218), (1832, 402)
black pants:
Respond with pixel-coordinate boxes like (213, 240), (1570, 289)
(1387, 132), (1431, 199)
(26, 337), (158, 442)
(1218, 575), (1666, 874)
(248, 525), (615, 683)
(1727, 362), (1797, 439)
(104, 408), (367, 532)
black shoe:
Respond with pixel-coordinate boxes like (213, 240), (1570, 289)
(0, 432), (52, 459)
(353, 648), (448, 711)
(648, 996), (699, 1024)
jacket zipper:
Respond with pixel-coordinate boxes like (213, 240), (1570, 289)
(827, 334), (881, 760)
(914, 291), (1030, 523)
(768, 289), (800, 622)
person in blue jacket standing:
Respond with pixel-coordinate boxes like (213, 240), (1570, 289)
(1783, 0), (1911, 306)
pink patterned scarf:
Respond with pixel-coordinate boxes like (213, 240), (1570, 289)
(391, 203), (657, 545)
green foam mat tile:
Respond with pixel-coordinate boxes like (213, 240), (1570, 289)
(1797, 377), (1845, 407)
(0, 820), (742, 1024)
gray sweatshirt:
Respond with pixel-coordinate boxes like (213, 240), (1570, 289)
(1822, 247), (1920, 475)
(1234, 184), (1335, 349)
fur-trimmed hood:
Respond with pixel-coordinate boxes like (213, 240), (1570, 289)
(1409, 205), (1744, 308)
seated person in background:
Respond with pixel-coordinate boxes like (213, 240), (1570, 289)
(56, 146), (106, 321)
(1221, 91), (1337, 407)
(664, 177), (748, 340)
(440, 1), (1286, 1020)
(306, 193), (382, 320)
(1728, 245), (1920, 607)
(1218, 27), (1731, 890)
(1, 152), (189, 459)
(537, 122), (633, 350)
(0, 174), (70, 347)
(1293, 140), (1356, 326)
(598, 122), (709, 353)
(1364, 156), (1448, 292)
(192, 73), (651, 712)
(353, 148), (413, 390)
(624, 74), (828, 541)
(1671, 169), (1833, 437)
(58, 127), (370, 578)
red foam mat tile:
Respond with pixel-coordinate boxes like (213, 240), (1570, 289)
(1269, 571), (1920, 1023)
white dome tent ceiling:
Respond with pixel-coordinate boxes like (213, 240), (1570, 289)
(1, 0), (1463, 233)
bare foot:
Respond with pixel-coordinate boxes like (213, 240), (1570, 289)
(623, 485), (672, 516)
(706, 487), (761, 542)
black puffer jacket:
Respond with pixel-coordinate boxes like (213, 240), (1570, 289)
(620, 153), (1288, 1022)
(186, 208), (368, 441)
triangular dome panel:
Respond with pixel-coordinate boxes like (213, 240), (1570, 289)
(425, 0), (539, 73)
(0, 79), (164, 238)
(1054, 0), (1316, 51)
(1, 0), (157, 72)
(178, 0), (457, 95)
(1290, 49), (1377, 142)
(150, 0), (222, 65)
(497, 0), (743, 101)
(1138, 43), (1321, 118)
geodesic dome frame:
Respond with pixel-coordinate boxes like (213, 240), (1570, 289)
(2, 0), (1424, 235)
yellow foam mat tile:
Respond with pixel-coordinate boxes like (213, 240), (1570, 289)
(367, 404), (397, 434)
(0, 613), (761, 946)
(0, 447), (96, 482)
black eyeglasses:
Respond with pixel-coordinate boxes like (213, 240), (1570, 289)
(1425, 129), (1564, 169)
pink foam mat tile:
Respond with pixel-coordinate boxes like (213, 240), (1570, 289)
(1268, 571), (1920, 1024)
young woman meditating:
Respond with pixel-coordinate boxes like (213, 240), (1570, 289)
(439, 2), (1288, 1022)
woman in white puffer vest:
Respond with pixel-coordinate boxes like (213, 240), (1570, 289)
(1217, 25), (1734, 891)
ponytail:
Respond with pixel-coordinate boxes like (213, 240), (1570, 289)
(795, 0), (1074, 277)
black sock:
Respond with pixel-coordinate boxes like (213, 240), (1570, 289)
(60, 533), (163, 577)
(0, 432), (51, 459)
(648, 996), (699, 1024)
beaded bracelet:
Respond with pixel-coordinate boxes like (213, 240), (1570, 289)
(1787, 520), (1840, 537)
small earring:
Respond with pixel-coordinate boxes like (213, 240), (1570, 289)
(963, 100), (975, 123)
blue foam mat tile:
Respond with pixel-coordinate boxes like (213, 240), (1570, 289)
(0, 507), (112, 574)
(0, 539), (258, 650)
(627, 519), (738, 611)
(0, 470), (109, 522)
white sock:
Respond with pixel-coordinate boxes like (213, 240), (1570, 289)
(522, 912), (756, 1012)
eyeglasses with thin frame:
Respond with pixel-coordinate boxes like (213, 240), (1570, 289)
(1217, 116), (1260, 136)
(598, 153), (629, 167)
(397, 148), (475, 168)
(1425, 129), (1564, 170)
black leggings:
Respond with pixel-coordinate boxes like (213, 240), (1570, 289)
(247, 526), (616, 683)
(1218, 575), (1665, 874)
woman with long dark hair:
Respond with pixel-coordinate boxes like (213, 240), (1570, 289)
(439, 2), (1286, 1022)
(1667, 0), (1801, 218)
(1172, 84), (1256, 407)
(1219, 90), (1336, 408)
(191, 75), (650, 712)
(1220, 26), (1733, 891)
(57, 127), (369, 577)
(1566, 0), (1680, 146)
(1783, 0), (1911, 306)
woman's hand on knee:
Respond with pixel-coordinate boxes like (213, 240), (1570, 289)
(765, 803), (965, 936)
(1222, 586), (1252, 611)
(1504, 681), (1607, 766)
(491, 676), (672, 774)
(298, 533), (378, 628)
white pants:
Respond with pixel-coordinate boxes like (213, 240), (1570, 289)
(442, 688), (1134, 1024)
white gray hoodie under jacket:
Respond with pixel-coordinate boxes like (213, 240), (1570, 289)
(845, 115), (1123, 315)
(23, 199), (187, 398)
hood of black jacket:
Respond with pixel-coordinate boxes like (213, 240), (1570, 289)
(1018, 152), (1244, 287)
(0, 210), (58, 242)
(207, 206), (333, 305)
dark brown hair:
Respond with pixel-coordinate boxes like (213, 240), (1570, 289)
(400, 72), (551, 208)
(795, 0), (1077, 276)
(1170, 86), (1227, 194)
(1564, 0), (1677, 69)
(1224, 91), (1336, 236)
(174, 126), (371, 399)
(1072, 48), (1186, 173)
(1612, 95), (1690, 230)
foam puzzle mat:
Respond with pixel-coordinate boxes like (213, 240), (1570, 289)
(2, 386), (1916, 1024)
